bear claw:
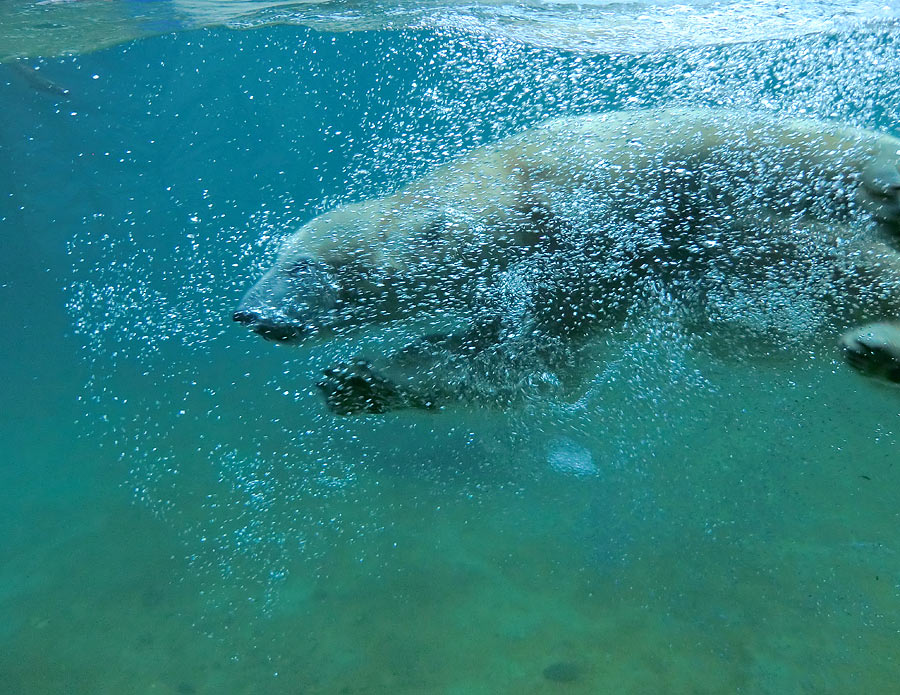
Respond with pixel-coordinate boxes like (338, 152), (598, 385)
(839, 322), (900, 385)
(317, 360), (419, 415)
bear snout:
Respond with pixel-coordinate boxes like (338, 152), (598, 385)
(232, 309), (260, 325)
(233, 305), (307, 342)
(253, 322), (305, 342)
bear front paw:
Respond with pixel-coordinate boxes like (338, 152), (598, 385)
(839, 322), (900, 385)
(316, 360), (440, 415)
(316, 360), (405, 415)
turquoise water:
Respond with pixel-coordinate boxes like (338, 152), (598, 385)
(3, 12), (900, 694)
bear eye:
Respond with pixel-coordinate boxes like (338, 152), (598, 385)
(285, 260), (313, 278)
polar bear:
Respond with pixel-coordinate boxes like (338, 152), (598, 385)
(234, 108), (900, 414)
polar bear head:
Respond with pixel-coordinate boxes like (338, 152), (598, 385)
(233, 257), (341, 343)
(233, 200), (413, 343)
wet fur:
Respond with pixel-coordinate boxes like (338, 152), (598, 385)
(235, 107), (900, 413)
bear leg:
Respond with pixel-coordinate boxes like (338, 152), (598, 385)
(317, 319), (506, 415)
(316, 360), (440, 415)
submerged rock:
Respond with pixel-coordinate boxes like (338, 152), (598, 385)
(547, 438), (599, 477)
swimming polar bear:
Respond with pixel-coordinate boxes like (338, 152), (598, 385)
(234, 107), (900, 414)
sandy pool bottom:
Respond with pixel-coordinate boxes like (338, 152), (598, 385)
(1, 359), (898, 694)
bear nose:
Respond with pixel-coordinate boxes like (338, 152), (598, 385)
(232, 310), (260, 325)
